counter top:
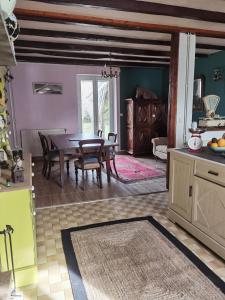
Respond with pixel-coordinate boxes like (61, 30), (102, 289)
(0, 153), (33, 192)
(175, 148), (225, 165)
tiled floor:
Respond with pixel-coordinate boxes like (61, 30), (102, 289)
(18, 192), (225, 300)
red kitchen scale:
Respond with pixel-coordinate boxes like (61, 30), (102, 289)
(188, 128), (205, 152)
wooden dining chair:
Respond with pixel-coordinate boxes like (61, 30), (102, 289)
(97, 129), (103, 137)
(74, 139), (104, 190)
(38, 132), (72, 179)
(102, 132), (118, 177)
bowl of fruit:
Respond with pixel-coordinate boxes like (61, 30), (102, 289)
(208, 137), (225, 152)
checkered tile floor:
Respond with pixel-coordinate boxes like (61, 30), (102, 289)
(18, 192), (225, 299)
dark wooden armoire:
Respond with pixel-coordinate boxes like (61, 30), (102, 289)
(126, 98), (167, 155)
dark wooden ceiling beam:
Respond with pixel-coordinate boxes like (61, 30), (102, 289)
(14, 8), (225, 38)
(16, 55), (169, 68)
(19, 28), (225, 52)
(15, 48), (170, 62)
(15, 41), (208, 58)
(15, 40), (171, 56)
(20, 28), (171, 46)
(196, 43), (225, 51)
(27, 0), (225, 24)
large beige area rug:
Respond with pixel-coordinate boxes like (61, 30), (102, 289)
(62, 217), (225, 300)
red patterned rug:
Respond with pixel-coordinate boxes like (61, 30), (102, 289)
(110, 155), (166, 183)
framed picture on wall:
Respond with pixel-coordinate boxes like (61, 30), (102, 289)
(193, 75), (205, 112)
(32, 82), (63, 95)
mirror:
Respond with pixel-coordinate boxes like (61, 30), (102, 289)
(193, 75), (205, 112)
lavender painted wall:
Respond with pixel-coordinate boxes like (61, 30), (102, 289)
(11, 62), (116, 144)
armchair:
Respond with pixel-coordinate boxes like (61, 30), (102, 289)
(151, 137), (168, 160)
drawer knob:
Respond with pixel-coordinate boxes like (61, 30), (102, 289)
(208, 170), (219, 176)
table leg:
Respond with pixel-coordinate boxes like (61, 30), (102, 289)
(106, 158), (111, 183)
(59, 150), (64, 188)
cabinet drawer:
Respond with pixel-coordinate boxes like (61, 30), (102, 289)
(195, 160), (225, 186)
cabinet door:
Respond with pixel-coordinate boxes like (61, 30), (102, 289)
(126, 100), (134, 154)
(135, 101), (151, 127)
(127, 127), (134, 154)
(169, 153), (194, 221)
(0, 190), (36, 271)
(151, 103), (167, 137)
(192, 176), (225, 247)
(126, 100), (133, 127)
(134, 127), (152, 154)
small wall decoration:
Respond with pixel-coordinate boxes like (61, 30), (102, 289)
(5, 14), (20, 42)
(32, 82), (63, 95)
(212, 68), (223, 81)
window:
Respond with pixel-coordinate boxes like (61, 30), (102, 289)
(77, 75), (115, 136)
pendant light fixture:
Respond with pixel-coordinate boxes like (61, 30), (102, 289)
(101, 53), (120, 78)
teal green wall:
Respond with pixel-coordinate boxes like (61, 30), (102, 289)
(193, 50), (225, 121)
(120, 67), (169, 149)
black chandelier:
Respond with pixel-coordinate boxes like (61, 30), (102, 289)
(101, 53), (120, 78)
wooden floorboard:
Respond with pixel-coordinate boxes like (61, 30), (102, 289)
(33, 156), (167, 208)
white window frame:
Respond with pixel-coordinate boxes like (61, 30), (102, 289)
(77, 75), (115, 135)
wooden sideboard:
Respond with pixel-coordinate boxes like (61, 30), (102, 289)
(126, 98), (166, 155)
(168, 149), (225, 260)
(0, 154), (37, 287)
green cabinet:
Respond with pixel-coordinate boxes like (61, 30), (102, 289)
(0, 156), (37, 287)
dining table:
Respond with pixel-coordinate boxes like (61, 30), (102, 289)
(49, 133), (118, 188)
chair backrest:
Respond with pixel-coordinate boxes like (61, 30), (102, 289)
(21, 128), (66, 157)
(151, 137), (168, 147)
(79, 139), (104, 163)
(108, 132), (117, 143)
(97, 129), (103, 137)
(38, 132), (50, 156)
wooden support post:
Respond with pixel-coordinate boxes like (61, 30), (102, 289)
(167, 33), (180, 188)
(168, 33), (179, 149)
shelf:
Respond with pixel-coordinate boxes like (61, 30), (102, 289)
(0, 13), (16, 66)
(0, 153), (32, 192)
(199, 126), (225, 131)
